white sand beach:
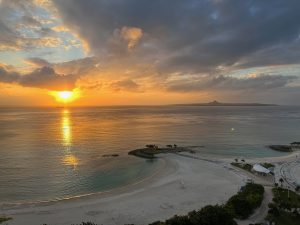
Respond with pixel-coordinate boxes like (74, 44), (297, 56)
(1, 153), (245, 225)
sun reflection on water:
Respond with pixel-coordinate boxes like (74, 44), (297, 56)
(62, 155), (79, 169)
(61, 109), (79, 169)
(62, 109), (71, 146)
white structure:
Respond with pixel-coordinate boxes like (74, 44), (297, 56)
(252, 164), (271, 175)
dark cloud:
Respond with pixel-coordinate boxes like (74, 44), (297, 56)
(26, 57), (99, 75)
(53, 0), (300, 73)
(26, 57), (52, 67)
(0, 66), (77, 91)
(0, 66), (20, 83)
(54, 57), (99, 75)
(166, 74), (297, 92)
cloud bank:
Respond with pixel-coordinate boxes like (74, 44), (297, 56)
(52, 0), (300, 73)
(0, 66), (77, 91)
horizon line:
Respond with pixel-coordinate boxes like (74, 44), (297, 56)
(0, 102), (295, 108)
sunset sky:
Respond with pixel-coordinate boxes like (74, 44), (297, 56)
(0, 0), (300, 106)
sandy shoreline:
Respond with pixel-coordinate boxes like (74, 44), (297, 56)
(1, 153), (246, 225)
(0, 157), (168, 210)
(2, 150), (299, 225)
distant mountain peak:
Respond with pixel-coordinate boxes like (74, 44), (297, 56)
(208, 100), (221, 105)
(172, 101), (277, 106)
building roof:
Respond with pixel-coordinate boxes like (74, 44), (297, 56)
(253, 164), (271, 174)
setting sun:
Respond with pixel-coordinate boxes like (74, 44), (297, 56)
(59, 91), (73, 101)
(50, 89), (80, 103)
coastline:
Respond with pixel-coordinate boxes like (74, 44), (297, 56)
(2, 151), (299, 225)
(2, 153), (245, 225)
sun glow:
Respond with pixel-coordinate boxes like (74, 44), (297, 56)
(51, 89), (80, 103)
(59, 91), (73, 100)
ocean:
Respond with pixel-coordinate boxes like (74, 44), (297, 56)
(0, 105), (299, 203)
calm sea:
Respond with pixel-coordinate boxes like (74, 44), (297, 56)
(0, 106), (299, 203)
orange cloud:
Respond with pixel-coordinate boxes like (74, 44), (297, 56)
(121, 27), (143, 50)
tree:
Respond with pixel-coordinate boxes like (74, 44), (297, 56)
(268, 203), (280, 217)
(279, 178), (284, 187)
(189, 205), (237, 225)
(226, 196), (253, 219)
(165, 215), (191, 225)
(225, 183), (264, 219)
(0, 217), (12, 224)
(149, 222), (165, 225)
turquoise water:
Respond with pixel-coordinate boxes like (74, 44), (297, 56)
(0, 106), (299, 203)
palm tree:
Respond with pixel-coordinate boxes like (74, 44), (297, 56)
(279, 178), (284, 187)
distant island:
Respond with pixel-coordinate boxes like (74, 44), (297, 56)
(172, 100), (277, 106)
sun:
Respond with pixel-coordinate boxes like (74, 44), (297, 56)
(50, 89), (80, 103)
(58, 91), (73, 101)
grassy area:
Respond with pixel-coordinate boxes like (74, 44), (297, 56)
(231, 162), (253, 172)
(0, 217), (12, 224)
(267, 188), (300, 225)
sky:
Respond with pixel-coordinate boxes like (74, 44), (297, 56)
(0, 0), (300, 106)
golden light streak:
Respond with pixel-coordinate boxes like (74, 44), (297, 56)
(62, 109), (71, 146)
(61, 109), (79, 170)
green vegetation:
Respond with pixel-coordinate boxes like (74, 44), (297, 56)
(45, 223), (97, 225)
(231, 162), (253, 172)
(273, 187), (300, 209)
(225, 183), (264, 219)
(267, 187), (300, 225)
(149, 205), (237, 225)
(268, 210), (300, 225)
(261, 162), (274, 169)
(0, 217), (12, 224)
